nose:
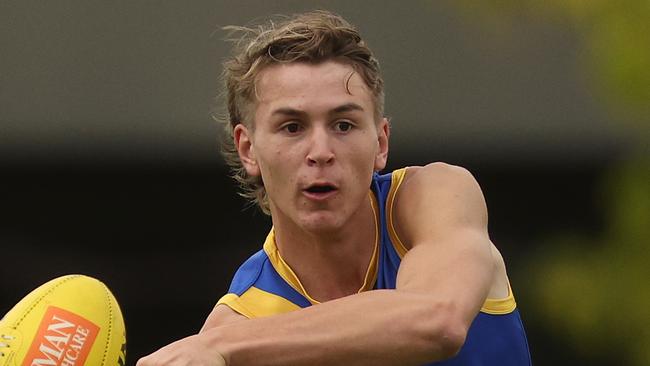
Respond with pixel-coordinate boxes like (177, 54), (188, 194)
(306, 126), (335, 167)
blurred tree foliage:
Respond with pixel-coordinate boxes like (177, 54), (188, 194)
(450, 1), (649, 365)
(452, 0), (650, 130)
(533, 158), (650, 365)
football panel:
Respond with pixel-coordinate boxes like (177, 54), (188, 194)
(0, 274), (126, 366)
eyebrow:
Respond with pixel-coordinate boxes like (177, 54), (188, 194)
(270, 103), (365, 118)
(271, 107), (307, 118)
(331, 103), (364, 114)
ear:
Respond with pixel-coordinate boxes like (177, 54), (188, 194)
(374, 117), (390, 171)
(234, 123), (261, 177)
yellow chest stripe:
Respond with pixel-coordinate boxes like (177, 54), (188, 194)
(217, 286), (301, 318)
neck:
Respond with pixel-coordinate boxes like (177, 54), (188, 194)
(271, 196), (377, 302)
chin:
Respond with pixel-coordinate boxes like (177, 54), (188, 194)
(298, 211), (345, 234)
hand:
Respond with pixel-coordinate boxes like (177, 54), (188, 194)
(136, 333), (227, 366)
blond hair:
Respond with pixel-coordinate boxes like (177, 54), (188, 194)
(219, 10), (384, 214)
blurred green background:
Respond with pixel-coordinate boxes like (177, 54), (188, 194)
(456, 1), (649, 364)
(1, 1), (648, 365)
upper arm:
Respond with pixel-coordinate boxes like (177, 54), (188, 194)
(393, 163), (495, 326)
(199, 304), (247, 333)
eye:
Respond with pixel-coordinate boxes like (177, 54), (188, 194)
(334, 121), (353, 132)
(283, 122), (301, 134)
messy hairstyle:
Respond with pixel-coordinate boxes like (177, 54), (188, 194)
(219, 10), (384, 214)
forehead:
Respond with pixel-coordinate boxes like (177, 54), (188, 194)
(254, 61), (373, 113)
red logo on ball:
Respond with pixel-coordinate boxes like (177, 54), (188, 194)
(23, 306), (99, 366)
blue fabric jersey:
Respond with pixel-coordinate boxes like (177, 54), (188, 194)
(218, 168), (532, 365)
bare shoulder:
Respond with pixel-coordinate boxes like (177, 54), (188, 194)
(401, 162), (482, 195)
(397, 163), (511, 299)
(397, 162), (487, 229)
(199, 304), (247, 333)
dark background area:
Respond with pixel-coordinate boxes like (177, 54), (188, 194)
(1, 1), (646, 365)
(0, 157), (616, 364)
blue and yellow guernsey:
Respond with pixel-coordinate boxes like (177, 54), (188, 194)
(217, 168), (532, 365)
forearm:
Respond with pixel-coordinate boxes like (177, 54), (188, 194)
(205, 289), (464, 366)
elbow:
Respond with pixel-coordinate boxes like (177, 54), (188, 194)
(416, 301), (469, 361)
(433, 319), (467, 359)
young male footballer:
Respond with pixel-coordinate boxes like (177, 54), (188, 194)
(137, 10), (531, 366)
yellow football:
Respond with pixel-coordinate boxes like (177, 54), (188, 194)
(0, 274), (126, 366)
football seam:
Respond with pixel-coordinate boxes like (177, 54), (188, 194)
(11, 274), (81, 328)
(100, 283), (114, 366)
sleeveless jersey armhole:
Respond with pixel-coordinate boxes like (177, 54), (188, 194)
(481, 283), (517, 315)
(217, 287), (302, 318)
(217, 293), (254, 318)
(386, 167), (409, 258)
(384, 167), (518, 315)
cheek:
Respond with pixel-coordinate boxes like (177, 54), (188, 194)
(257, 144), (299, 192)
(348, 134), (378, 168)
(343, 140), (377, 188)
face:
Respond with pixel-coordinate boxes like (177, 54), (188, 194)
(234, 61), (389, 233)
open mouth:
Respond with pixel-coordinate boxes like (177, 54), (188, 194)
(304, 184), (338, 194)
